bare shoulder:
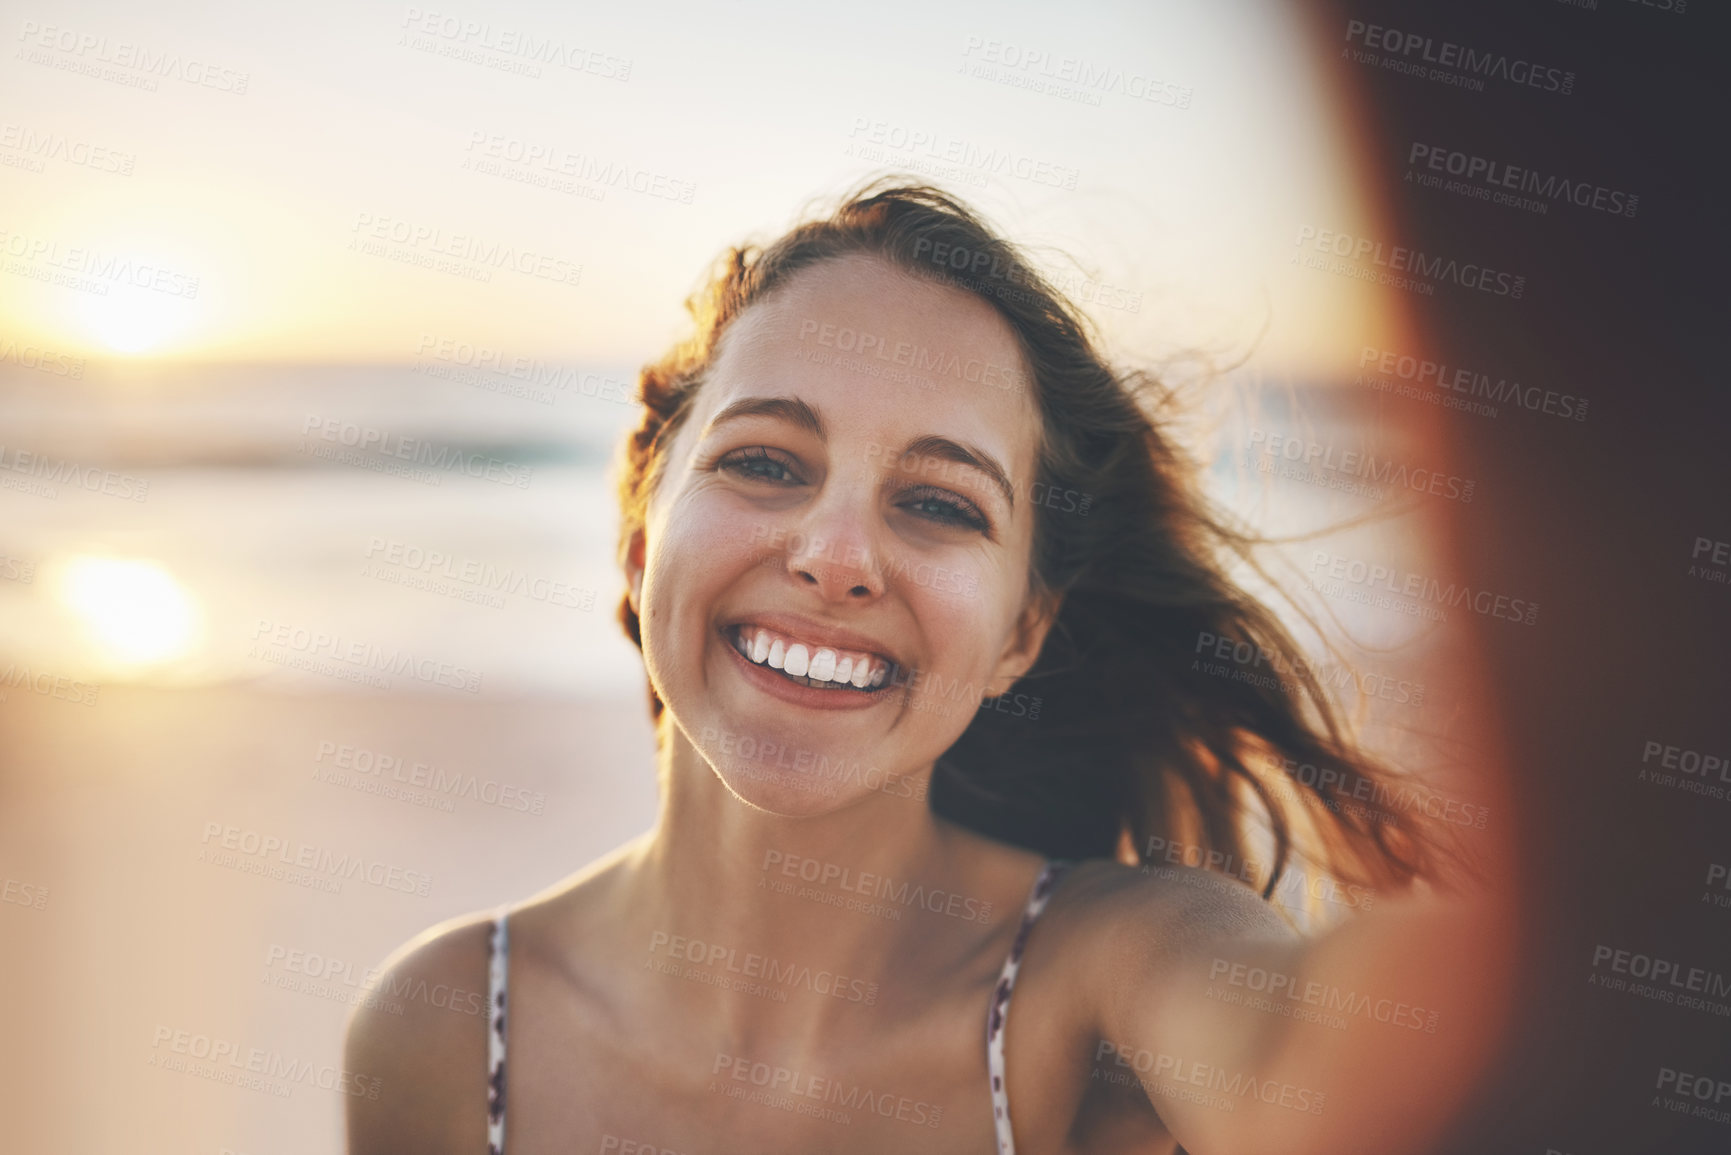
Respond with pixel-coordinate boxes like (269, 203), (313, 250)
(342, 910), (497, 1155)
(1056, 858), (1299, 942)
(1044, 859), (1302, 1007)
(342, 842), (642, 1154)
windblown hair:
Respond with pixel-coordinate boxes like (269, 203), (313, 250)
(616, 176), (1443, 897)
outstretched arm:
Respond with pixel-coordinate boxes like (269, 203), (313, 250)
(1088, 865), (1513, 1155)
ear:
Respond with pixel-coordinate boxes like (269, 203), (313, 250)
(986, 587), (1062, 699)
(624, 526), (647, 616)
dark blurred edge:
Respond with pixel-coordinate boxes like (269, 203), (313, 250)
(1299, 1), (1730, 1152)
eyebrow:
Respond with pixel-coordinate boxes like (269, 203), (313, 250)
(704, 394), (1016, 509)
(899, 435), (1015, 510)
(704, 396), (825, 439)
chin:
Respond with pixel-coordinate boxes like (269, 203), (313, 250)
(708, 754), (869, 818)
(681, 710), (899, 817)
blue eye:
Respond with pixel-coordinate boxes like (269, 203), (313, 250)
(899, 486), (989, 532)
(718, 446), (802, 484)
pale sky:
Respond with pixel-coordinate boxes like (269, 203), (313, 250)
(1, 0), (1395, 376)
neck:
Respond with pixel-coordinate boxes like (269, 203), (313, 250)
(616, 721), (1001, 1053)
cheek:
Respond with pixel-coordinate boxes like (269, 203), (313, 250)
(640, 496), (763, 660)
(903, 538), (1026, 644)
(898, 574), (1016, 709)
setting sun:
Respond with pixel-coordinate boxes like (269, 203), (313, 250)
(74, 290), (198, 355)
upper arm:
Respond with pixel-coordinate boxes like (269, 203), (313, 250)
(1084, 864), (1312, 1152)
(343, 914), (494, 1155)
(1087, 864), (1508, 1155)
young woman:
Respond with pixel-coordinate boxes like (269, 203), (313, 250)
(345, 180), (1511, 1155)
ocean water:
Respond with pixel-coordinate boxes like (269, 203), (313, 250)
(0, 362), (650, 698)
(0, 361), (1443, 703)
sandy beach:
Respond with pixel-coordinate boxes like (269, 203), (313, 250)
(0, 683), (658, 1154)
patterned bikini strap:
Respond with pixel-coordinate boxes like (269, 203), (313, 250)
(985, 859), (1074, 1155)
(486, 907), (509, 1155)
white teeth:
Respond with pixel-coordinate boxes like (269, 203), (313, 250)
(734, 625), (893, 690)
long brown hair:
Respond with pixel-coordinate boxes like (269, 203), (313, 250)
(617, 176), (1444, 897)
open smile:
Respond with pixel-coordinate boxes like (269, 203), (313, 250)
(723, 622), (902, 694)
(720, 619), (913, 699)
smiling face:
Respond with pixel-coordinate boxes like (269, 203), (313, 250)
(626, 253), (1058, 816)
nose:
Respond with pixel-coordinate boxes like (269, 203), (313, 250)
(783, 494), (884, 603)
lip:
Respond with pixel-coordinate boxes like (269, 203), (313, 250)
(721, 628), (897, 712)
(722, 611), (906, 671)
